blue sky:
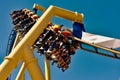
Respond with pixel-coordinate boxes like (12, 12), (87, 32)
(0, 0), (120, 80)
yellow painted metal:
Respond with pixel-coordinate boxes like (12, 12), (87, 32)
(12, 33), (20, 49)
(12, 33), (25, 80)
(0, 57), (18, 80)
(0, 5), (83, 79)
(44, 56), (51, 80)
(0, 33), (21, 80)
(15, 62), (26, 80)
(23, 45), (45, 80)
(33, 3), (46, 13)
(1, 4), (119, 80)
(26, 5), (83, 46)
(52, 6), (84, 23)
(33, 4), (51, 80)
(12, 33), (26, 80)
(16, 4), (46, 80)
(13, 33), (26, 80)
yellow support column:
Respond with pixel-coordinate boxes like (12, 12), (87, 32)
(14, 34), (26, 80)
(15, 62), (26, 80)
(0, 51), (23, 80)
(12, 33), (20, 49)
(12, 33), (26, 80)
(33, 4), (51, 80)
(0, 33), (22, 80)
(23, 45), (45, 80)
(16, 4), (47, 80)
(33, 3), (46, 13)
(44, 56), (51, 80)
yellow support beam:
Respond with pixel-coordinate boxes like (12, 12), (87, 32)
(0, 33), (21, 80)
(26, 5), (83, 46)
(12, 33), (26, 80)
(23, 45), (45, 80)
(16, 4), (47, 80)
(15, 62), (26, 80)
(33, 4), (51, 80)
(12, 33), (20, 49)
(15, 4), (47, 80)
(0, 5), (83, 80)
(33, 3), (46, 13)
(44, 56), (51, 80)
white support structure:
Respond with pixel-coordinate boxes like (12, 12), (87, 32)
(82, 32), (120, 49)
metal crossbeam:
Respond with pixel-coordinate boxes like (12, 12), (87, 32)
(73, 37), (120, 60)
